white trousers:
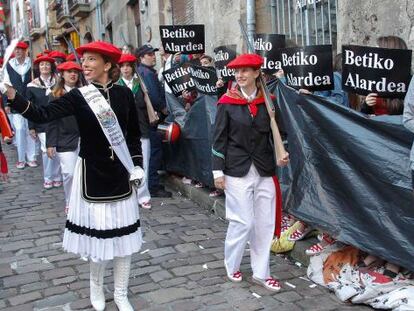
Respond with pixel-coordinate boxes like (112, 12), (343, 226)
(224, 164), (276, 280)
(10, 114), (37, 163)
(138, 138), (151, 204)
(38, 133), (62, 183)
(57, 149), (79, 205)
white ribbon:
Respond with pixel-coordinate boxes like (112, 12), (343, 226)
(78, 84), (144, 186)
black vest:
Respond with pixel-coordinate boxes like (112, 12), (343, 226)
(6, 62), (31, 113)
(6, 62), (31, 95)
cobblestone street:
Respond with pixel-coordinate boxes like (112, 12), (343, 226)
(0, 144), (372, 311)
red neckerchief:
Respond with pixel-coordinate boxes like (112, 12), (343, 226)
(218, 87), (275, 117)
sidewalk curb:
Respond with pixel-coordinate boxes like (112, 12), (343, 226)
(164, 175), (315, 267)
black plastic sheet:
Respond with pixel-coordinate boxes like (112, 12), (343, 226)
(163, 94), (217, 187)
(163, 80), (414, 271)
(273, 80), (414, 271)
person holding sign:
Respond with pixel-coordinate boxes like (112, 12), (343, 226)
(355, 36), (408, 116)
(2, 41), (144, 311)
(212, 53), (288, 292)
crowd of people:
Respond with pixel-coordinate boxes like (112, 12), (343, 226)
(0, 32), (413, 310)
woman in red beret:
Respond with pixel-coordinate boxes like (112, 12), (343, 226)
(117, 53), (152, 210)
(26, 54), (62, 190)
(47, 61), (82, 213)
(212, 53), (288, 292)
(48, 50), (67, 65)
(4, 41), (144, 311)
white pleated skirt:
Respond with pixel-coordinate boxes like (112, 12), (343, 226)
(62, 158), (142, 262)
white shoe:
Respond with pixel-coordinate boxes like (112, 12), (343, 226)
(90, 261), (107, 311)
(113, 256), (133, 311)
(227, 271), (243, 282)
(27, 160), (38, 168)
(139, 201), (152, 209)
(252, 276), (281, 292)
(16, 162), (25, 169)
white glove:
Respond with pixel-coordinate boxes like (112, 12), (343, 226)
(130, 166), (145, 188)
(0, 82), (7, 94)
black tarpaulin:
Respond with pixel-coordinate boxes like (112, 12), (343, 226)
(163, 93), (217, 187)
(273, 80), (414, 271)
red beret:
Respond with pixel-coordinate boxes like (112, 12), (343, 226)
(76, 41), (122, 63)
(226, 53), (263, 69)
(33, 55), (55, 65)
(16, 41), (29, 50)
(66, 53), (81, 61)
(48, 50), (67, 59)
(36, 52), (44, 58)
(118, 53), (137, 64)
(43, 49), (51, 55)
(57, 61), (82, 72)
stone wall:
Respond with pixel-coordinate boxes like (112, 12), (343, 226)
(337, 0), (414, 63)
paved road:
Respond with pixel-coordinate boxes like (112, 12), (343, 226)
(0, 143), (372, 310)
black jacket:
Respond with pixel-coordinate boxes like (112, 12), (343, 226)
(117, 78), (150, 138)
(46, 91), (80, 152)
(11, 81), (143, 203)
(212, 89), (276, 177)
(26, 77), (56, 133)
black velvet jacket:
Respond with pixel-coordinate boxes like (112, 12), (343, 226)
(212, 88), (276, 177)
(10, 81), (143, 202)
(26, 77), (56, 133)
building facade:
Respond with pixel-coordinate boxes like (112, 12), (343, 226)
(2, 0), (414, 67)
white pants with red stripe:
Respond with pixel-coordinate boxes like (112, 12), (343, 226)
(224, 164), (276, 280)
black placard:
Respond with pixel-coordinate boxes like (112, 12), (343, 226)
(213, 45), (237, 82)
(280, 45), (333, 91)
(162, 65), (196, 97)
(159, 24), (205, 54)
(254, 34), (286, 74)
(188, 65), (218, 95)
(342, 45), (412, 98)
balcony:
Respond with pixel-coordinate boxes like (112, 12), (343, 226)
(56, 0), (72, 27)
(68, 0), (91, 18)
(29, 23), (45, 39)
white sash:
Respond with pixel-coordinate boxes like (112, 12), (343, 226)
(78, 84), (135, 175)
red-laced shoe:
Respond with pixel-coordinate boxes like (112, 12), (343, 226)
(305, 243), (324, 256)
(252, 276), (281, 292)
(288, 224), (312, 241)
(305, 233), (336, 256)
(282, 214), (295, 227)
(228, 271), (243, 282)
(16, 162), (25, 169)
(27, 161), (38, 168)
(43, 181), (53, 190)
(53, 181), (63, 188)
(140, 201), (152, 209)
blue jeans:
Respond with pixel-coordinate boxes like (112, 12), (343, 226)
(148, 128), (163, 192)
